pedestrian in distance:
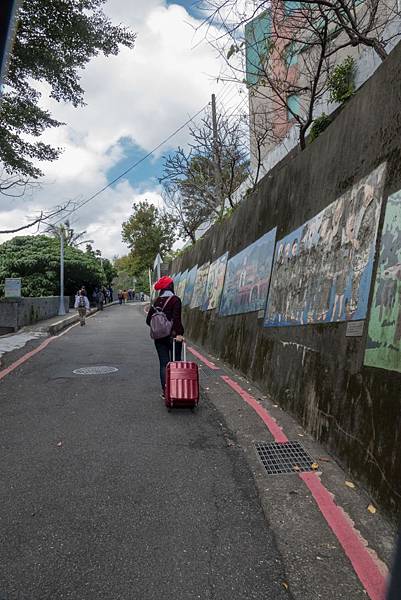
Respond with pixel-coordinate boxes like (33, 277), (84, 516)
(108, 286), (113, 302)
(118, 290), (123, 305)
(146, 276), (184, 398)
(123, 289), (128, 303)
(74, 290), (90, 326)
(97, 288), (105, 311)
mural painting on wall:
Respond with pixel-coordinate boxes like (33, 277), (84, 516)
(190, 262), (210, 308)
(264, 163), (386, 327)
(219, 228), (277, 316)
(173, 272), (181, 290)
(203, 253), (229, 311)
(364, 190), (401, 373)
(176, 269), (188, 300)
(183, 265), (198, 306)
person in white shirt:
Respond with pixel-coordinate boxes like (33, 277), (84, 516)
(74, 290), (90, 326)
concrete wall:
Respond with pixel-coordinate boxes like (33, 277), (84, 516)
(172, 41), (401, 522)
(0, 297), (69, 333)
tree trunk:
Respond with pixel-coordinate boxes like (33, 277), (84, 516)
(299, 128), (307, 150)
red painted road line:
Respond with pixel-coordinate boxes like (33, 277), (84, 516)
(217, 372), (387, 600)
(220, 375), (289, 443)
(0, 322), (79, 382)
(187, 347), (220, 370)
(300, 472), (387, 600)
(0, 337), (55, 381)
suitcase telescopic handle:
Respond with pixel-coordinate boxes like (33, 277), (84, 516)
(173, 338), (186, 361)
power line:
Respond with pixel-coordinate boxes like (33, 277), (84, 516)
(52, 102), (210, 226)
(216, 81), (238, 104)
(217, 83), (243, 107)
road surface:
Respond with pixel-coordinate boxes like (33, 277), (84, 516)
(0, 304), (291, 600)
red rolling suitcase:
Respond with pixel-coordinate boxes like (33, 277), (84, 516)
(165, 341), (199, 411)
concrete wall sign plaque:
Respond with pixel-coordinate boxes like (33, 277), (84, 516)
(5, 278), (21, 298)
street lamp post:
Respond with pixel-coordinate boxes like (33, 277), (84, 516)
(58, 227), (66, 316)
(154, 253), (162, 281)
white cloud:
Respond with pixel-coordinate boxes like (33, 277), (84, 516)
(0, 0), (247, 259)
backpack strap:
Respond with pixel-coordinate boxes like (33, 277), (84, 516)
(160, 295), (173, 313)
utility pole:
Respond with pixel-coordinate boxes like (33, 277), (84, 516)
(148, 268), (152, 300)
(58, 225), (66, 316)
(211, 93), (223, 213)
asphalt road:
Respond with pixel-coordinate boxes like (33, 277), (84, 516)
(0, 304), (290, 600)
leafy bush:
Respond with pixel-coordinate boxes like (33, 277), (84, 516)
(328, 57), (356, 104)
(309, 113), (332, 142)
(0, 235), (106, 297)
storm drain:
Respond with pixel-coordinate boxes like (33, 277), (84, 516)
(73, 366), (118, 375)
(198, 364), (221, 379)
(255, 441), (316, 475)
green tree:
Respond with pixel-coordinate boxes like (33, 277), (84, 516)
(101, 258), (117, 286)
(113, 254), (149, 294)
(0, 0), (136, 186)
(0, 235), (106, 297)
(121, 201), (176, 276)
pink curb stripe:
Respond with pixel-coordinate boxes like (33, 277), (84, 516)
(300, 472), (387, 600)
(0, 321), (79, 382)
(0, 337), (55, 381)
(187, 346), (220, 370)
(220, 372), (388, 600)
(220, 374), (289, 443)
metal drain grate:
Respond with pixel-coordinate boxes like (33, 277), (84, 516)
(198, 364), (221, 379)
(73, 366), (118, 375)
(255, 441), (316, 475)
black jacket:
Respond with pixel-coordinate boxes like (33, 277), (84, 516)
(146, 295), (184, 336)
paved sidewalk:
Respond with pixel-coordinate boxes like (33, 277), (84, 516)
(0, 330), (47, 362)
(187, 342), (396, 600)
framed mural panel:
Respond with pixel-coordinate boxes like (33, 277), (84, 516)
(190, 262), (210, 308)
(264, 163), (387, 327)
(364, 190), (401, 373)
(173, 272), (181, 289)
(183, 265), (198, 306)
(219, 228), (277, 316)
(203, 253), (229, 311)
(176, 269), (188, 300)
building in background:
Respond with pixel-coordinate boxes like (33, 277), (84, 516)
(245, 0), (401, 175)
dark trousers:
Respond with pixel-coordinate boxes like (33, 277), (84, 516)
(154, 337), (182, 390)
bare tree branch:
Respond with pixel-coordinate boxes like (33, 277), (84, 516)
(160, 106), (250, 242)
(0, 201), (75, 235)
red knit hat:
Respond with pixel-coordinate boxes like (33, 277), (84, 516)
(154, 276), (174, 291)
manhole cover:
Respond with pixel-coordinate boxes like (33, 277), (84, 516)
(73, 366), (118, 375)
(255, 441), (316, 475)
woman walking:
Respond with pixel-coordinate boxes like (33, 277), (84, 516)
(74, 290), (90, 326)
(146, 276), (184, 397)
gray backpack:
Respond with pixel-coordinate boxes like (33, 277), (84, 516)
(150, 296), (173, 339)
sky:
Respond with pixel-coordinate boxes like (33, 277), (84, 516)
(0, 0), (247, 259)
